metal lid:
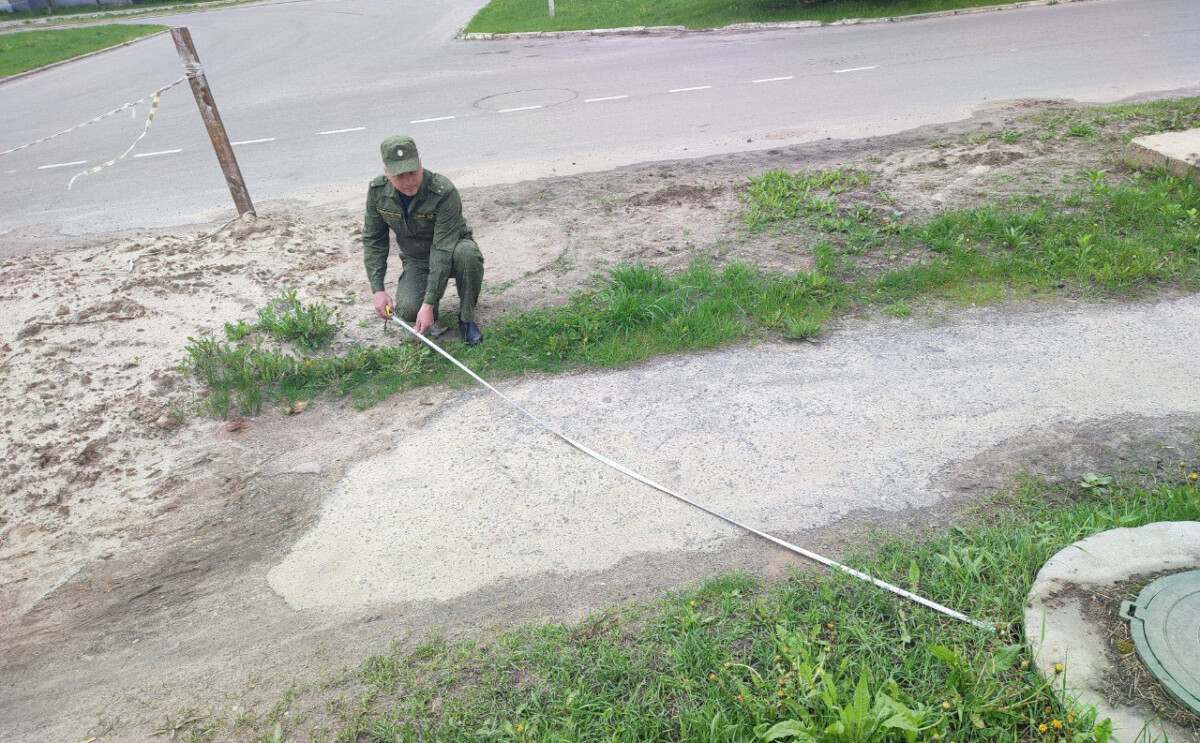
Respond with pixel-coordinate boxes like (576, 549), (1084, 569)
(1120, 570), (1200, 716)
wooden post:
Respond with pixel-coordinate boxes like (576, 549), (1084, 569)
(170, 27), (255, 217)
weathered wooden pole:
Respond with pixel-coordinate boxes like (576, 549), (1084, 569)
(170, 26), (255, 217)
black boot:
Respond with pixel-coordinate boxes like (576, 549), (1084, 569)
(458, 320), (483, 346)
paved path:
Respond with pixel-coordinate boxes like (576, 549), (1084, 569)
(269, 295), (1200, 612)
(1, 0), (1198, 234)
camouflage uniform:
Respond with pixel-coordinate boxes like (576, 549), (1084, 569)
(362, 170), (484, 323)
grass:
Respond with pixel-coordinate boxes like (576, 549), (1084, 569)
(0, 23), (164, 76)
(166, 465), (1200, 741)
(178, 97), (1200, 417)
(182, 167), (1200, 418)
(464, 0), (1038, 34)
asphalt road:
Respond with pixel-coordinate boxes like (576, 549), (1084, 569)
(1, 0), (1198, 235)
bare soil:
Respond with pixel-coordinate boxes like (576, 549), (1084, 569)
(0, 97), (1196, 741)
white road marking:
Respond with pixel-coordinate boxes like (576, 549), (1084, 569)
(231, 137), (276, 146)
(5, 169), (17, 174)
(753, 76), (793, 83)
(410, 116), (456, 124)
(133, 149), (183, 158)
(585, 95), (629, 103)
(37, 160), (86, 170)
(834, 65), (878, 74)
(498, 105), (542, 113)
(669, 85), (711, 93)
(318, 126), (366, 135)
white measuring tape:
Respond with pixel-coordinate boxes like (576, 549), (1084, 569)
(68, 77), (185, 189)
(0, 77), (185, 160)
(393, 317), (996, 632)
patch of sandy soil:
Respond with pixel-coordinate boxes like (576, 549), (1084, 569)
(1, 97), (1198, 741)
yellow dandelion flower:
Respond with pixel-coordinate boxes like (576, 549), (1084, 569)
(1052, 719), (1063, 730)
(1067, 712), (1076, 723)
(1190, 472), (1198, 481)
(1038, 724), (1048, 733)
(777, 690), (786, 698)
(942, 701), (951, 710)
(516, 723), (524, 733)
(1054, 663), (1064, 673)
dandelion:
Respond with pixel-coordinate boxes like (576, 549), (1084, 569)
(1190, 472), (1198, 481)
(708, 673), (717, 681)
(1039, 724), (1049, 733)
(942, 701), (951, 710)
(516, 723), (524, 733)
(1052, 719), (1063, 730)
(777, 690), (786, 698)
(689, 600), (696, 607)
(1067, 712), (1076, 724)
(1054, 663), (1064, 674)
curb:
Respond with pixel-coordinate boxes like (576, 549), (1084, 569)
(0, 27), (167, 85)
(459, 0), (1094, 40)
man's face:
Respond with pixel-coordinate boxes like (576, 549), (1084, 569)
(386, 165), (422, 196)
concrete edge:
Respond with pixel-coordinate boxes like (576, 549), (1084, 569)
(458, 0), (1096, 40)
(0, 27), (168, 86)
(1127, 137), (1200, 184)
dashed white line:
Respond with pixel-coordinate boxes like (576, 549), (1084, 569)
(37, 160), (86, 170)
(231, 137), (276, 146)
(585, 95), (629, 103)
(318, 126), (366, 135)
(834, 65), (878, 74)
(669, 85), (712, 93)
(5, 169), (17, 174)
(753, 76), (793, 83)
(133, 149), (182, 158)
(410, 116), (456, 124)
(498, 105), (542, 113)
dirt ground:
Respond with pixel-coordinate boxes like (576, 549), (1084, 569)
(2, 97), (1198, 741)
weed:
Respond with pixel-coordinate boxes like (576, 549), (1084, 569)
(999, 130), (1022, 144)
(255, 287), (338, 351)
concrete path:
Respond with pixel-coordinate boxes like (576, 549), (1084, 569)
(269, 294), (1200, 612)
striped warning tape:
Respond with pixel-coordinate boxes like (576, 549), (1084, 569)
(0, 77), (185, 159)
(68, 77), (184, 189)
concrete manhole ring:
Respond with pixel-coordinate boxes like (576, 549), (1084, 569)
(474, 88), (578, 111)
(1024, 521), (1200, 742)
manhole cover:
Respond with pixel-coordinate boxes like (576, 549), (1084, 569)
(1120, 570), (1200, 716)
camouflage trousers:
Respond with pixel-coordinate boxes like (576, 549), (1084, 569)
(394, 238), (484, 323)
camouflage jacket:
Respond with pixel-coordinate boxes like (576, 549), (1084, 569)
(362, 170), (473, 304)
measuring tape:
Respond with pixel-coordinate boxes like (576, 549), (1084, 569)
(391, 317), (996, 632)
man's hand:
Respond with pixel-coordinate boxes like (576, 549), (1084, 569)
(373, 291), (393, 319)
(414, 303), (436, 335)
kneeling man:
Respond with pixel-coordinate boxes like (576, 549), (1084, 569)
(364, 135), (484, 345)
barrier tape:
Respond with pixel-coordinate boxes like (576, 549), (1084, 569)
(68, 77), (183, 189)
(0, 77), (185, 159)
(393, 317), (997, 632)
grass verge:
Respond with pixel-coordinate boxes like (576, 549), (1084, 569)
(164, 465), (1200, 741)
(0, 24), (164, 76)
(464, 0), (1040, 34)
(181, 98), (1200, 419)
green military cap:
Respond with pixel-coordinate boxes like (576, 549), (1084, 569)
(381, 135), (420, 175)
